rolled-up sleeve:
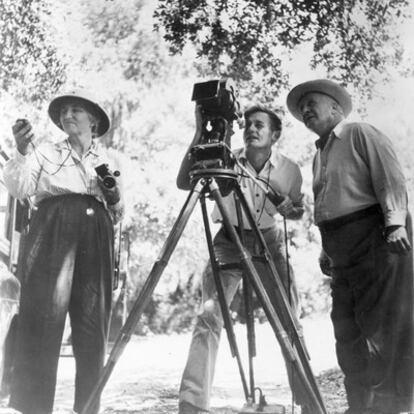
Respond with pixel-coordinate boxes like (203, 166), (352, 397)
(287, 163), (305, 220)
(3, 150), (42, 200)
(289, 164), (304, 205)
(354, 124), (407, 227)
(263, 161), (305, 220)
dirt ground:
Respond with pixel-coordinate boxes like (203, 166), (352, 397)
(0, 316), (347, 414)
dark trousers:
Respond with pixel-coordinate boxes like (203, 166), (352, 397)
(9, 194), (114, 414)
(321, 213), (414, 413)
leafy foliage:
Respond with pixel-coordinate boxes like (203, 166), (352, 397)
(2, 0), (413, 336)
(154, 0), (411, 104)
(82, 0), (174, 87)
(0, 0), (66, 105)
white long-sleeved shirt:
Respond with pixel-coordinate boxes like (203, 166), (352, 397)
(3, 139), (124, 224)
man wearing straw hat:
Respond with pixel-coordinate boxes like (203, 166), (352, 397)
(287, 79), (414, 414)
(3, 90), (124, 414)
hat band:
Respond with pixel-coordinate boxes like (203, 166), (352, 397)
(299, 90), (341, 107)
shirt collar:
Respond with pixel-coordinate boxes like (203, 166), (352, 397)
(54, 139), (71, 153)
(239, 147), (276, 169)
(314, 119), (349, 149)
(87, 140), (99, 157)
(332, 119), (349, 137)
(54, 138), (99, 159)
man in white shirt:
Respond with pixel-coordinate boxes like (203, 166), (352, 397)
(176, 104), (307, 414)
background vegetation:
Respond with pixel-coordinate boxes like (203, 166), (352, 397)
(1, 0), (413, 335)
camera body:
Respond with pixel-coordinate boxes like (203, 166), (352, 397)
(189, 79), (241, 195)
(95, 163), (120, 189)
(191, 79), (241, 123)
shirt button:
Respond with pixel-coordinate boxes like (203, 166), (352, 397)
(256, 209), (260, 213)
(256, 193), (260, 197)
(86, 208), (95, 216)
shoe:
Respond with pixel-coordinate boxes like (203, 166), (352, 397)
(179, 401), (210, 414)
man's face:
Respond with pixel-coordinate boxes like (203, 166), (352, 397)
(298, 92), (339, 136)
(243, 111), (279, 151)
(59, 100), (95, 137)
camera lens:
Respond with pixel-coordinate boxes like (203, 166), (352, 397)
(103, 176), (116, 189)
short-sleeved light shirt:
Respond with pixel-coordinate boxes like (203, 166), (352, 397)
(211, 148), (304, 229)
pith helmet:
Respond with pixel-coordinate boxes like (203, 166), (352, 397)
(48, 89), (110, 137)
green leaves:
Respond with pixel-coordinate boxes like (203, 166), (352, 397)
(0, 0), (66, 105)
(154, 0), (410, 103)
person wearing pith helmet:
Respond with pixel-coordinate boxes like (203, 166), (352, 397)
(287, 79), (414, 414)
(48, 90), (111, 138)
(3, 89), (124, 414)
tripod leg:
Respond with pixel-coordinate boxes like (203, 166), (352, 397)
(208, 179), (327, 414)
(234, 184), (311, 359)
(80, 180), (206, 414)
(242, 274), (256, 402)
(234, 193), (256, 402)
(235, 186), (298, 408)
(199, 195), (250, 401)
(233, 183), (326, 409)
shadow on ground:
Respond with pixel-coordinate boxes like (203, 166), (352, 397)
(98, 369), (347, 414)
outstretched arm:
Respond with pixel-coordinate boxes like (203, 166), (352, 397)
(3, 119), (42, 200)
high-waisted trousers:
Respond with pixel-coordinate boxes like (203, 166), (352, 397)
(9, 194), (114, 414)
(321, 213), (414, 413)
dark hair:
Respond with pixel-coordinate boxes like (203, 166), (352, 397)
(244, 105), (282, 132)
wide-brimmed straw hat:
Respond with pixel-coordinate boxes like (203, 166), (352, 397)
(286, 79), (352, 121)
(48, 89), (110, 137)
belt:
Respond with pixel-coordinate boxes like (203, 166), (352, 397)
(318, 204), (382, 232)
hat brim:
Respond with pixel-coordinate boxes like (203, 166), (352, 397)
(48, 94), (110, 138)
(286, 79), (352, 121)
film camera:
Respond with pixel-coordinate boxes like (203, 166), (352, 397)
(95, 163), (120, 189)
(189, 79), (241, 192)
(191, 78), (241, 123)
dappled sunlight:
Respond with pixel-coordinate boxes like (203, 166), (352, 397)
(0, 0), (413, 412)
